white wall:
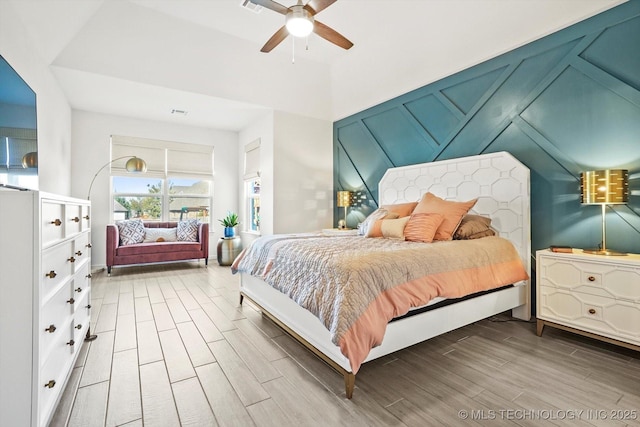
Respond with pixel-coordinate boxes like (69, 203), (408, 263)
(0, 1), (72, 194)
(273, 111), (333, 234)
(70, 110), (239, 270)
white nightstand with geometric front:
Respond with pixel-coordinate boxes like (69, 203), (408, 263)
(536, 249), (640, 351)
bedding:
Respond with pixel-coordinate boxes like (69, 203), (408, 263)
(232, 233), (528, 373)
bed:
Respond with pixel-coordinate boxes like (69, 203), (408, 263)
(234, 151), (531, 398)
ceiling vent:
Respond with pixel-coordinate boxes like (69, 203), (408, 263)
(171, 109), (188, 116)
(240, 0), (263, 13)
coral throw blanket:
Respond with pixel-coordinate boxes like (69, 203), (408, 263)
(232, 234), (528, 373)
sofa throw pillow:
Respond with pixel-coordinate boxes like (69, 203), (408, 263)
(143, 227), (178, 243)
(177, 219), (199, 242)
(116, 219), (145, 246)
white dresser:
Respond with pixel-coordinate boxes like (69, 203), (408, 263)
(536, 249), (640, 350)
(0, 191), (92, 427)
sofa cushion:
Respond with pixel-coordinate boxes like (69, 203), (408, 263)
(117, 219), (145, 245)
(116, 241), (202, 257)
(177, 219), (199, 242)
(143, 227), (178, 243)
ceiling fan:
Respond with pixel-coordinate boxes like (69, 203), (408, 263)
(249, 0), (354, 53)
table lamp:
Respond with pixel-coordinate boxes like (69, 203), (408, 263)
(580, 169), (629, 256)
(336, 191), (351, 229)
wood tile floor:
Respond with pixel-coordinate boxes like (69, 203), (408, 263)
(51, 262), (640, 427)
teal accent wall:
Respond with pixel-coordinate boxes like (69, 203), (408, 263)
(334, 1), (640, 261)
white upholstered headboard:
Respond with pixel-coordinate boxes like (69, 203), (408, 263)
(378, 151), (531, 277)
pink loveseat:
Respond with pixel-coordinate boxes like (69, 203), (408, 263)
(106, 221), (209, 275)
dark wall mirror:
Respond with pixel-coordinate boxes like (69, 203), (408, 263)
(0, 54), (38, 190)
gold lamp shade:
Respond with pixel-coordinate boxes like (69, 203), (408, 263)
(580, 169), (628, 205)
(579, 169), (629, 256)
(125, 156), (147, 173)
(21, 152), (38, 168)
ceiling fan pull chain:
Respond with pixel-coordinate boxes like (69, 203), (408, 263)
(306, 36), (309, 51)
(292, 36), (296, 64)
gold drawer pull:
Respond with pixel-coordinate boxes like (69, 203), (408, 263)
(75, 251), (83, 256)
(86, 243), (92, 248)
(67, 298), (75, 305)
(44, 380), (56, 389)
(75, 287), (82, 293)
(68, 256), (76, 263)
(86, 304), (92, 309)
(45, 324), (57, 333)
(50, 219), (62, 226)
(83, 215), (90, 220)
(71, 217), (80, 223)
(86, 273), (92, 279)
(75, 324), (82, 330)
(588, 308), (596, 315)
(588, 276), (596, 282)
(45, 270), (57, 279)
(67, 339), (75, 346)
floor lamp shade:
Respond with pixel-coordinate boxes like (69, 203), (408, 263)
(580, 169), (629, 255)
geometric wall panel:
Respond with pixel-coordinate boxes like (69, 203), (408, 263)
(580, 15), (640, 92)
(334, 0), (640, 267)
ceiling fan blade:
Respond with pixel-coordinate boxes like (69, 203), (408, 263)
(304, 0), (337, 15)
(261, 26), (289, 52)
(249, 0), (289, 15)
(313, 20), (353, 50)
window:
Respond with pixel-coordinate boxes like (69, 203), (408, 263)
(243, 139), (260, 233)
(111, 135), (213, 223)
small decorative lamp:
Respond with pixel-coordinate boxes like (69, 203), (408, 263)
(336, 190), (351, 229)
(580, 169), (629, 256)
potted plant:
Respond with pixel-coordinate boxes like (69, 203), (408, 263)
(219, 212), (239, 238)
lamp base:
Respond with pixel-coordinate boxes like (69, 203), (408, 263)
(583, 248), (628, 256)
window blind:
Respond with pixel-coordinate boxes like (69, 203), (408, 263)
(111, 135), (213, 178)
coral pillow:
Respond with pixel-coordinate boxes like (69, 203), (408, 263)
(116, 219), (145, 246)
(413, 193), (477, 241)
(380, 201), (418, 218)
(404, 213), (444, 243)
(358, 208), (398, 236)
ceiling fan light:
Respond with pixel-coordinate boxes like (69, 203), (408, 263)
(285, 7), (314, 37)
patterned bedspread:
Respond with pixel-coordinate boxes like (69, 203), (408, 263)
(232, 234), (528, 373)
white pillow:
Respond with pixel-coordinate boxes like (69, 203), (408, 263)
(116, 219), (145, 246)
(143, 228), (178, 243)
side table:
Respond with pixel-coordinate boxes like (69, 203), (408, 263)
(217, 236), (242, 266)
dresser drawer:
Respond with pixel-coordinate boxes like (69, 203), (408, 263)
(65, 204), (83, 237)
(40, 282), (73, 359)
(538, 254), (640, 302)
(41, 201), (65, 248)
(41, 242), (74, 300)
(38, 331), (75, 427)
(71, 233), (91, 272)
(539, 286), (640, 346)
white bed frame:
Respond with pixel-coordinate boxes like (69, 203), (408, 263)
(239, 151), (531, 398)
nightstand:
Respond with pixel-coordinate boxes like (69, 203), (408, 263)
(536, 249), (640, 351)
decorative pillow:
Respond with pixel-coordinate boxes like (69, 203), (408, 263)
(143, 227), (178, 243)
(412, 193), (477, 241)
(404, 213), (444, 243)
(380, 201), (418, 218)
(365, 216), (409, 239)
(116, 219), (145, 246)
(358, 208), (392, 236)
(177, 219), (199, 242)
(454, 215), (496, 240)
